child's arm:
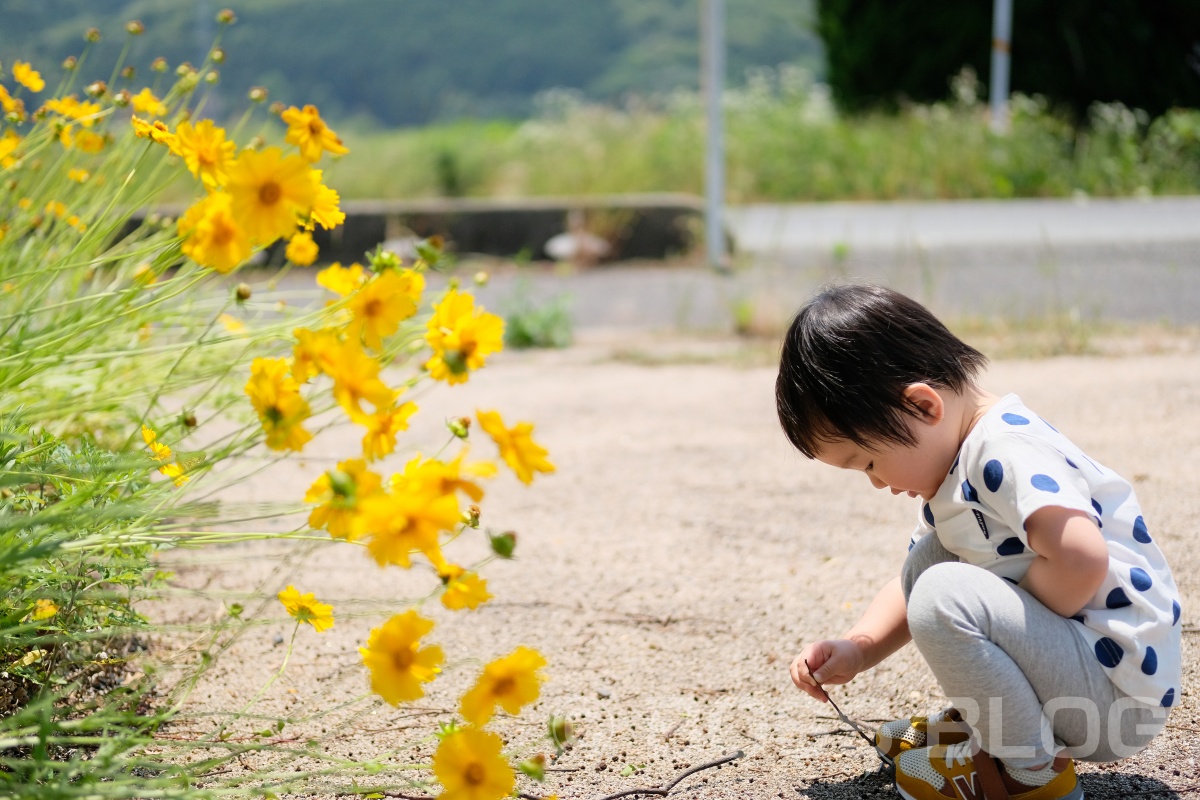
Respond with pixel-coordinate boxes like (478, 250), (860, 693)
(789, 575), (910, 701)
(1019, 506), (1109, 617)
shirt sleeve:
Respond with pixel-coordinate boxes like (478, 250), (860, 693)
(965, 432), (1096, 555)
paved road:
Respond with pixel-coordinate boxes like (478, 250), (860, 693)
(459, 196), (1200, 330)
(725, 195), (1200, 252)
(272, 196), (1200, 329)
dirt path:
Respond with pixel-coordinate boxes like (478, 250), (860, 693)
(160, 335), (1200, 799)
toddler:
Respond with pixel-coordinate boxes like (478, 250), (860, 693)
(776, 284), (1181, 800)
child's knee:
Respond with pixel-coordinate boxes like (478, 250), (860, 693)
(907, 561), (987, 643)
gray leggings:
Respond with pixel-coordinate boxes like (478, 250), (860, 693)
(902, 534), (1169, 767)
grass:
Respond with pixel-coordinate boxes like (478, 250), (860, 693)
(323, 68), (1200, 203)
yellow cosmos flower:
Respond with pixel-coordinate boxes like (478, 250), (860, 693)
(439, 564), (492, 611)
(316, 261), (365, 296)
(130, 114), (177, 151)
(175, 119), (235, 188)
(178, 192), (252, 274)
(361, 400), (418, 462)
(356, 488), (461, 568)
(0, 84), (21, 114)
(305, 458), (383, 540)
(141, 425), (173, 462)
(46, 95), (101, 126)
(245, 357), (313, 451)
(292, 326), (342, 383)
(432, 728), (514, 800)
(12, 61), (45, 93)
(75, 130), (106, 154)
(0, 129), (21, 168)
(219, 313), (245, 334)
(475, 410), (555, 485)
(391, 453), (495, 504)
(130, 87), (167, 118)
(326, 340), (394, 422)
(31, 599), (59, 621)
(281, 104), (349, 162)
(425, 290), (504, 385)
(225, 146), (316, 244)
(348, 269), (423, 350)
(359, 610), (443, 706)
(159, 461), (189, 486)
(307, 169), (346, 230)
(459, 646), (547, 727)
(285, 230), (319, 266)
(277, 585), (334, 632)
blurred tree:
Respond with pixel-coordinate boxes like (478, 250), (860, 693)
(0, 0), (822, 126)
(818, 0), (1200, 119)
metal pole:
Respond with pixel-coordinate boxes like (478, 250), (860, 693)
(703, 0), (726, 269)
(989, 0), (1013, 133)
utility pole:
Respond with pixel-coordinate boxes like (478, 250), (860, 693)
(702, 0), (727, 269)
(989, 0), (1014, 133)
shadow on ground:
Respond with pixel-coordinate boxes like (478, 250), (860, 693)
(798, 767), (1186, 799)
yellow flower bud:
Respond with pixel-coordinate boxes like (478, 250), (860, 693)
(125, 20), (145, 35)
(216, 8), (237, 24)
(151, 57), (168, 73)
(85, 27), (101, 43)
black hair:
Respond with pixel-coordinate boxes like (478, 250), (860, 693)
(775, 284), (987, 458)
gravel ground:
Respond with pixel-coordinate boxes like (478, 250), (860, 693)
(156, 333), (1200, 799)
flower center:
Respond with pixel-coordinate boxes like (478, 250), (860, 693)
(259, 181), (282, 205)
(491, 677), (515, 696)
(464, 763), (486, 785)
(391, 646), (415, 671)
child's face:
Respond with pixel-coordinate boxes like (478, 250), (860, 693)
(812, 418), (954, 502)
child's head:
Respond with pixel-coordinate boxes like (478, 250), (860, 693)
(775, 284), (987, 459)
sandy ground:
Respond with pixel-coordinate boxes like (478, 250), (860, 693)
(155, 333), (1200, 799)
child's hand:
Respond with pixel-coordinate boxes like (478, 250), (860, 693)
(789, 639), (864, 701)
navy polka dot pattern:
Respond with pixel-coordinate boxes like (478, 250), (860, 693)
(996, 537), (1025, 556)
(1095, 638), (1124, 668)
(932, 394), (1181, 708)
(1031, 474), (1060, 492)
(1162, 688), (1175, 707)
(1106, 588), (1132, 609)
(983, 459), (1004, 492)
(1142, 647), (1158, 675)
(1130, 567), (1153, 592)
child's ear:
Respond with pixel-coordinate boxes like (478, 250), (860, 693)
(902, 383), (945, 425)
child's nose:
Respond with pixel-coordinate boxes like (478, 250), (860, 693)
(867, 473), (887, 490)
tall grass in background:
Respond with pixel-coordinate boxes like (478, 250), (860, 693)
(326, 66), (1200, 202)
(2, 14), (559, 800)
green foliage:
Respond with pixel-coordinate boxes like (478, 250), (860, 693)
(323, 69), (1200, 202)
(502, 281), (573, 350)
(0, 0), (822, 127)
(817, 0), (1200, 119)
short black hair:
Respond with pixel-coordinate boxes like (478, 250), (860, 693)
(775, 284), (987, 458)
